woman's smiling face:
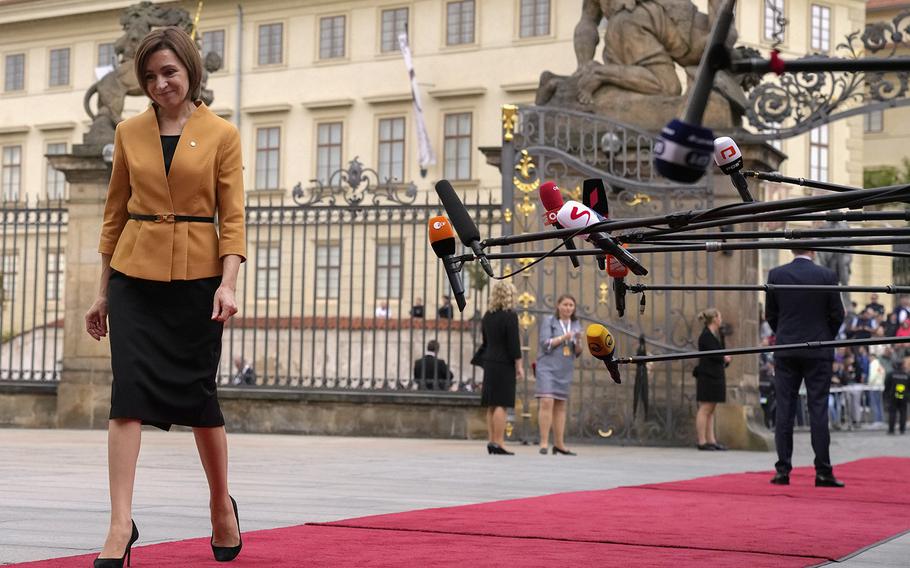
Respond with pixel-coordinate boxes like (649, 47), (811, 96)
(144, 49), (190, 110)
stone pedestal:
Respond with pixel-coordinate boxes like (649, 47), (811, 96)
(49, 145), (113, 429)
(713, 139), (785, 451)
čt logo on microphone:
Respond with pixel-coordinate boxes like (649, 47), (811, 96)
(719, 146), (737, 161)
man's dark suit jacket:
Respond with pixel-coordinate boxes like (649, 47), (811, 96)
(766, 257), (845, 360)
(413, 355), (453, 390)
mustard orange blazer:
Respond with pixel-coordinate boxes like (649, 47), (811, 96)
(99, 102), (247, 282)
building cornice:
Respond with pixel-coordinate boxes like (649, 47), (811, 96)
(0, 0), (168, 25)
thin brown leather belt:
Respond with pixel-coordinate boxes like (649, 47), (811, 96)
(129, 213), (215, 223)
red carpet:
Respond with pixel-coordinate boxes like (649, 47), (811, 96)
(12, 457), (910, 567)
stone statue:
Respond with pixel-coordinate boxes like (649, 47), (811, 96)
(82, 1), (222, 145)
(536, 0), (747, 131)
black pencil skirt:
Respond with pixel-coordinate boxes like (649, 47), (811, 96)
(107, 270), (225, 431)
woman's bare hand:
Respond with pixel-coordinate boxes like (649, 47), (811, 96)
(85, 296), (109, 341)
(211, 286), (238, 322)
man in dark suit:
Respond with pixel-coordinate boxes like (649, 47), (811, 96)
(766, 249), (845, 487)
(413, 339), (454, 391)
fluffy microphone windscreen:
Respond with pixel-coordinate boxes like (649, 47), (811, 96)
(539, 181), (564, 211)
(653, 119), (714, 183)
(435, 179), (480, 245)
(428, 216), (456, 258)
(586, 324), (615, 359)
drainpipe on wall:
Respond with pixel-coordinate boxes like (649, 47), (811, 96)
(235, 4), (243, 130)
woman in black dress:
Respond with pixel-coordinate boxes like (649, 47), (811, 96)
(694, 308), (731, 451)
(84, 28), (245, 566)
(478, 282), (524, 455)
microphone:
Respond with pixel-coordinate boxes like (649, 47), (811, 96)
(539, 181), (580, 268)
(606, 254), (629, 318)
(428, 215), (467, 312)
(435, 179), (494, 278)
(586, 323), (621, 384)
(653, 0), (736, 183)
(714, 137), (755, 203)
(556, 201), (649, 276)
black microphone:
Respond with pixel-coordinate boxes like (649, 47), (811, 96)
(428, 215), (467, 312)
(714, 136), (755, 203)
(435, 179), (494, 277)
(654, 0), (736, 183)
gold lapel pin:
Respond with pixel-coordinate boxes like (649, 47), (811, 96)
(189, 140), (197, 147)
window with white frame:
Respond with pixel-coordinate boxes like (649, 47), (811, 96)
(97, 43), (116, 68)
(381, 8), (408, 53)
(764, 0), (785, 42)
(446, 0), (475, 45)
(46, 142), (67, 200)
(4, 53), (25, 92)
(864, 110), (883, 133)
(378, 117), (405, 182)
(201, 30), (226, 63)
(376, 243), (403, 299)
(49, 48), (70, 87)
(1, 253), (17, 302)
(319, 15), (346, 59)
(316, 244), (341, 299)
(810, 5), (831, 52)
(258, 23), (283, 65)
(443, 112), (472, 180)
(316, 122), (343, 185)
(809, 125), (829, 182)
(255, 244), (280, 300)
(1, 145), (21, 202)
(255, 127), (280, 190)
(520, 0), (550, 38)
(46, 251), (64, 301)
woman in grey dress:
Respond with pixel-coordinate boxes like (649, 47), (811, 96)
(535, 295), (583, 455)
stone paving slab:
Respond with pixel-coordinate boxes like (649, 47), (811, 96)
(2, 428), (909, 566)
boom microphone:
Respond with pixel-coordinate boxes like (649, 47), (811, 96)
(653, 0), (736, 183)
(428, 215), (467, 312)
(587, 324), (621, 384)
(539, 181), (580, 268)
(713, 137), (754, 203)
(434, 179), (494, 277)
(607, 254), (629, 318)
(556, 201), (648, 276)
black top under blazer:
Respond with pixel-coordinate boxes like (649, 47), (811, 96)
(766, 258), (845, 360)
(480, 309), (522, 364)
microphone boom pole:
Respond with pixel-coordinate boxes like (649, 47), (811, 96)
(615, 336), (910, 365)
(626, 283), (910, 295)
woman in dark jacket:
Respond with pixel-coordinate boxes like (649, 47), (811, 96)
(694, 308), (731, 451)
(478, 281), (524, 455)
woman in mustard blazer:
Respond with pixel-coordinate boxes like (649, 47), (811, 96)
(84, 27), (245, 567)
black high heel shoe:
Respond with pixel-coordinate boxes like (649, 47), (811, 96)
(212, 496), (243, 562)
(94, 520), (139, 568)
(552, 446), (577, 456)
(486, 442), (514, 455)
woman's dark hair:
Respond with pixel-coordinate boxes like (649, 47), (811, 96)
(134, 26), (203, 101)
(553, 294), (577, 321)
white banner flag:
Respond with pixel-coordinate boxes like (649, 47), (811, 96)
(398, 31), (436, 176)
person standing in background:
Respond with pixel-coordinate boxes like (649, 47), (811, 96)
(693, 308), (730, 451)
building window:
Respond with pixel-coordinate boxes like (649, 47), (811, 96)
(4, 53), (25, 92)
(319, 15), (346, 59)
(378, 117), (406, 182)
(316, 122), (343, 184)
(97, 43), (116, 68)
(443, 112), (472, 180)
(764, 0), (785, 42)
(49, 48), (70, 87)
(201, 29), (226, 63)
(255, 127), (280, 190)
(809, 125), (829, 182)
(1, 145), (21, 202)
(46, 142), (67, 200)
(865, 109), (883, 133)
(316, 244), (341, 299)
(810, 4), (831, 52)
(446, 0), (475, 45)
(381, 8), (409, 53)
(46, 251), (64, 301)
(376, 243), (403, 299)
(258, 23), (283, 65)
(520, 0), (550, 37)
(1, 253), (16, 302)
(255, 244), (280, 300)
